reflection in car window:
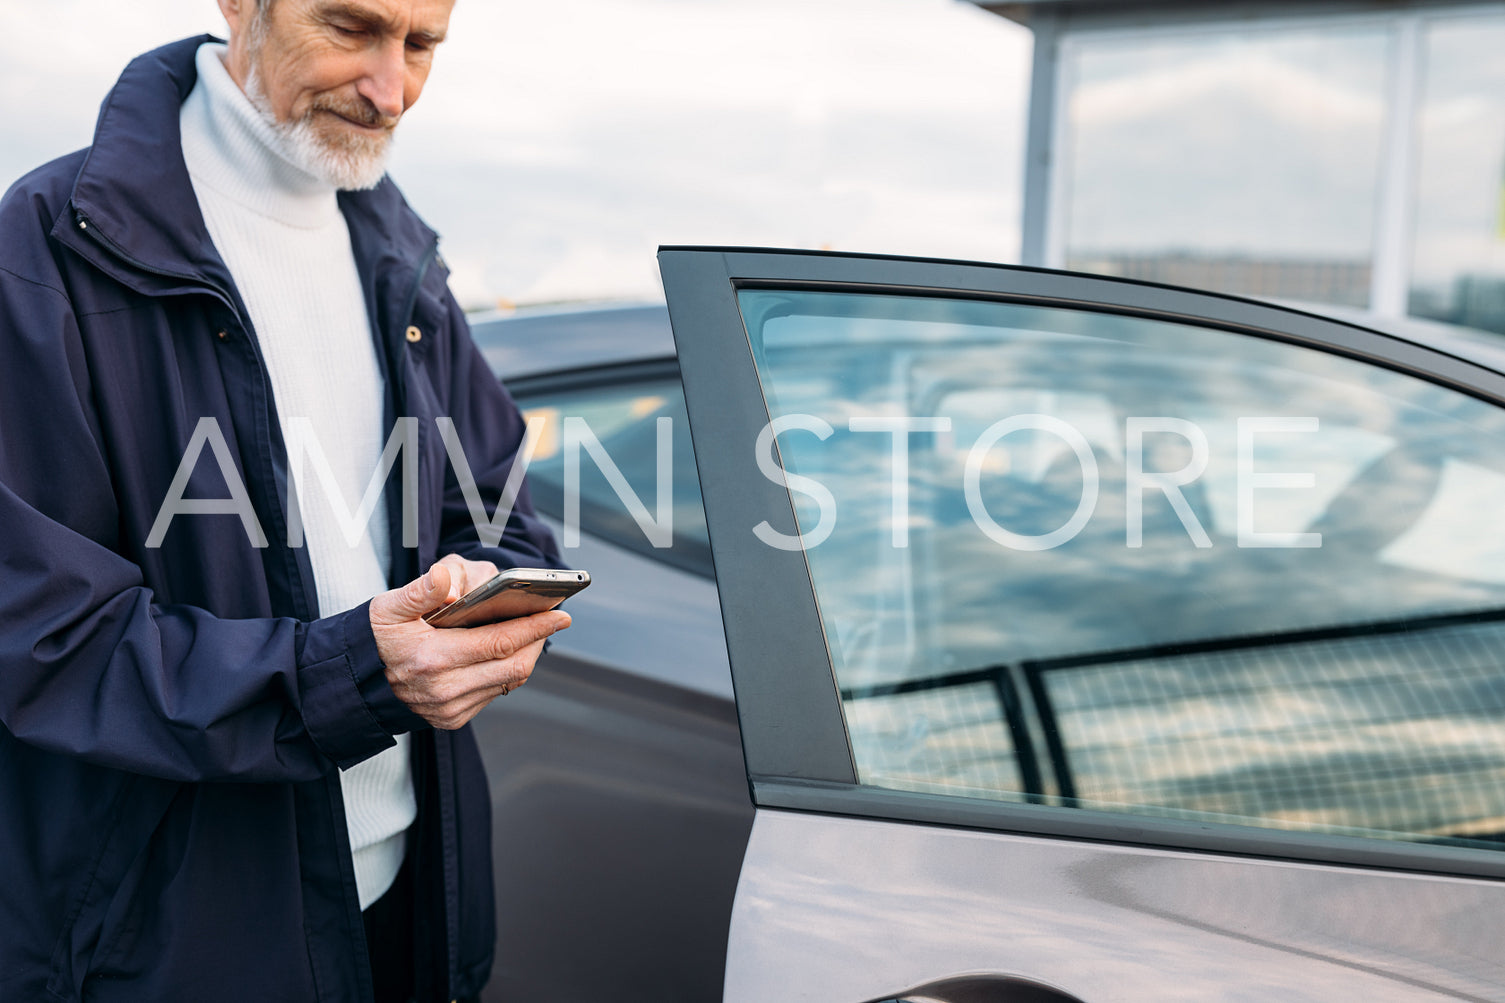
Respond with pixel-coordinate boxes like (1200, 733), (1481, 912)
(740, 289), (1505, 850)
(515, 378), (711, 575)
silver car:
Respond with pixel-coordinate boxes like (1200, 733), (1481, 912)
(478, 249), (1505, 1001)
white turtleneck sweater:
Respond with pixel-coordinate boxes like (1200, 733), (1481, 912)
(180, 42), (415, 910)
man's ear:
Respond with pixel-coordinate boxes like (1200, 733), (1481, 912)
(217, 0), (256, 92)
(217, 0), (249, 36)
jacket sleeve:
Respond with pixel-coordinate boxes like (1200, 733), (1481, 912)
(0, 264), (416, 783)
(433, 289), (566, 572)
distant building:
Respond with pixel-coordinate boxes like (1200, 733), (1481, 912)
(1069, 252), (1372, 308)
(1448, 273), (1505, 335)
(967, 0), (1505, 335)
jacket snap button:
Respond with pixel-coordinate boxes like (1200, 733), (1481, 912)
(405, 325), (422, 344)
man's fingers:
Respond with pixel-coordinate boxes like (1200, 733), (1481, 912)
(435, 554), (501, 603)
(371, 564), (452, 626)
(475, 610), (570, 662)
(436, 554), (470, 602)
(415, 638), (549, 730)
(375, 574), (569, 730)
(429, 608), (570, 664)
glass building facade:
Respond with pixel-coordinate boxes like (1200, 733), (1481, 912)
(997, 1), (1505, 336)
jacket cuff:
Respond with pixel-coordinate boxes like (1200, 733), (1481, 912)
(297, 602), (429, 770)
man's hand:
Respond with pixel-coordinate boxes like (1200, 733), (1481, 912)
(370, 558), (571, 730)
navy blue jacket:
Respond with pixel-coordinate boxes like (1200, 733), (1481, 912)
(0, 36), (560, 1002)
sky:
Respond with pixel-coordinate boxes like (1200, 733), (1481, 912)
(0, 0), (1032, 309)
(1064, 25), (1391, 260)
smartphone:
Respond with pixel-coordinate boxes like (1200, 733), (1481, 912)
(422, 568), (591, 628)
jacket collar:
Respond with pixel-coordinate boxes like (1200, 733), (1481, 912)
(66, 35), (232, 290)
(56, 35), (438, 298)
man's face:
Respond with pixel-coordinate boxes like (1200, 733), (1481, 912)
(222, 0), (455, 188)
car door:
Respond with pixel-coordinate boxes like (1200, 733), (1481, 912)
(659, 248), (1505, 1002)
(467, 309), (751, 1002)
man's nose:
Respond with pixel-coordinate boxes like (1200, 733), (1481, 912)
(357, 40), (407, 121)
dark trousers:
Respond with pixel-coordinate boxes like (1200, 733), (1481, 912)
(363, 859), (416, 1003)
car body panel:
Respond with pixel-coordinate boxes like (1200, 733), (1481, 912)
(471, 639), (749, 1001)
(727, 809), (1505, 1003)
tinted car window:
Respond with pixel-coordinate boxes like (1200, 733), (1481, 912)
(738, 289), (1505, 850)
(515, 377), (712, 575)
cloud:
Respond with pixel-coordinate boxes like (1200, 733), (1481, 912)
(2, 0), (1030, 304)
(1070, 50), (1384, 131)
(0, 1), (222, 185)
(1060, 29), (1390, 257)
(389, 0), (1031, 302)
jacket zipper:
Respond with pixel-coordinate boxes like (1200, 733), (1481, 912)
(401, 240), (442, 330)
(394, 237), (467, 993)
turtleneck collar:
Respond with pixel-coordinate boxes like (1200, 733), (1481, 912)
(180, 42), (341, 230)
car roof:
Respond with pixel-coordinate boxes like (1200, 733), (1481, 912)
(469, 302), (673, 382)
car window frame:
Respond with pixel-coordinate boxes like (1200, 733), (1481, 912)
(507, 357), (717, 580)
(659, 245), (1505, 881)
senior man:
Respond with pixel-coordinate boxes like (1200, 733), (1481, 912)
(0, 1), (564, 1001)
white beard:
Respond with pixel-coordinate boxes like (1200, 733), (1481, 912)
(244, 61), (393, 191)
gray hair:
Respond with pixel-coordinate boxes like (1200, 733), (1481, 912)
(245, 0), (273, 51)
